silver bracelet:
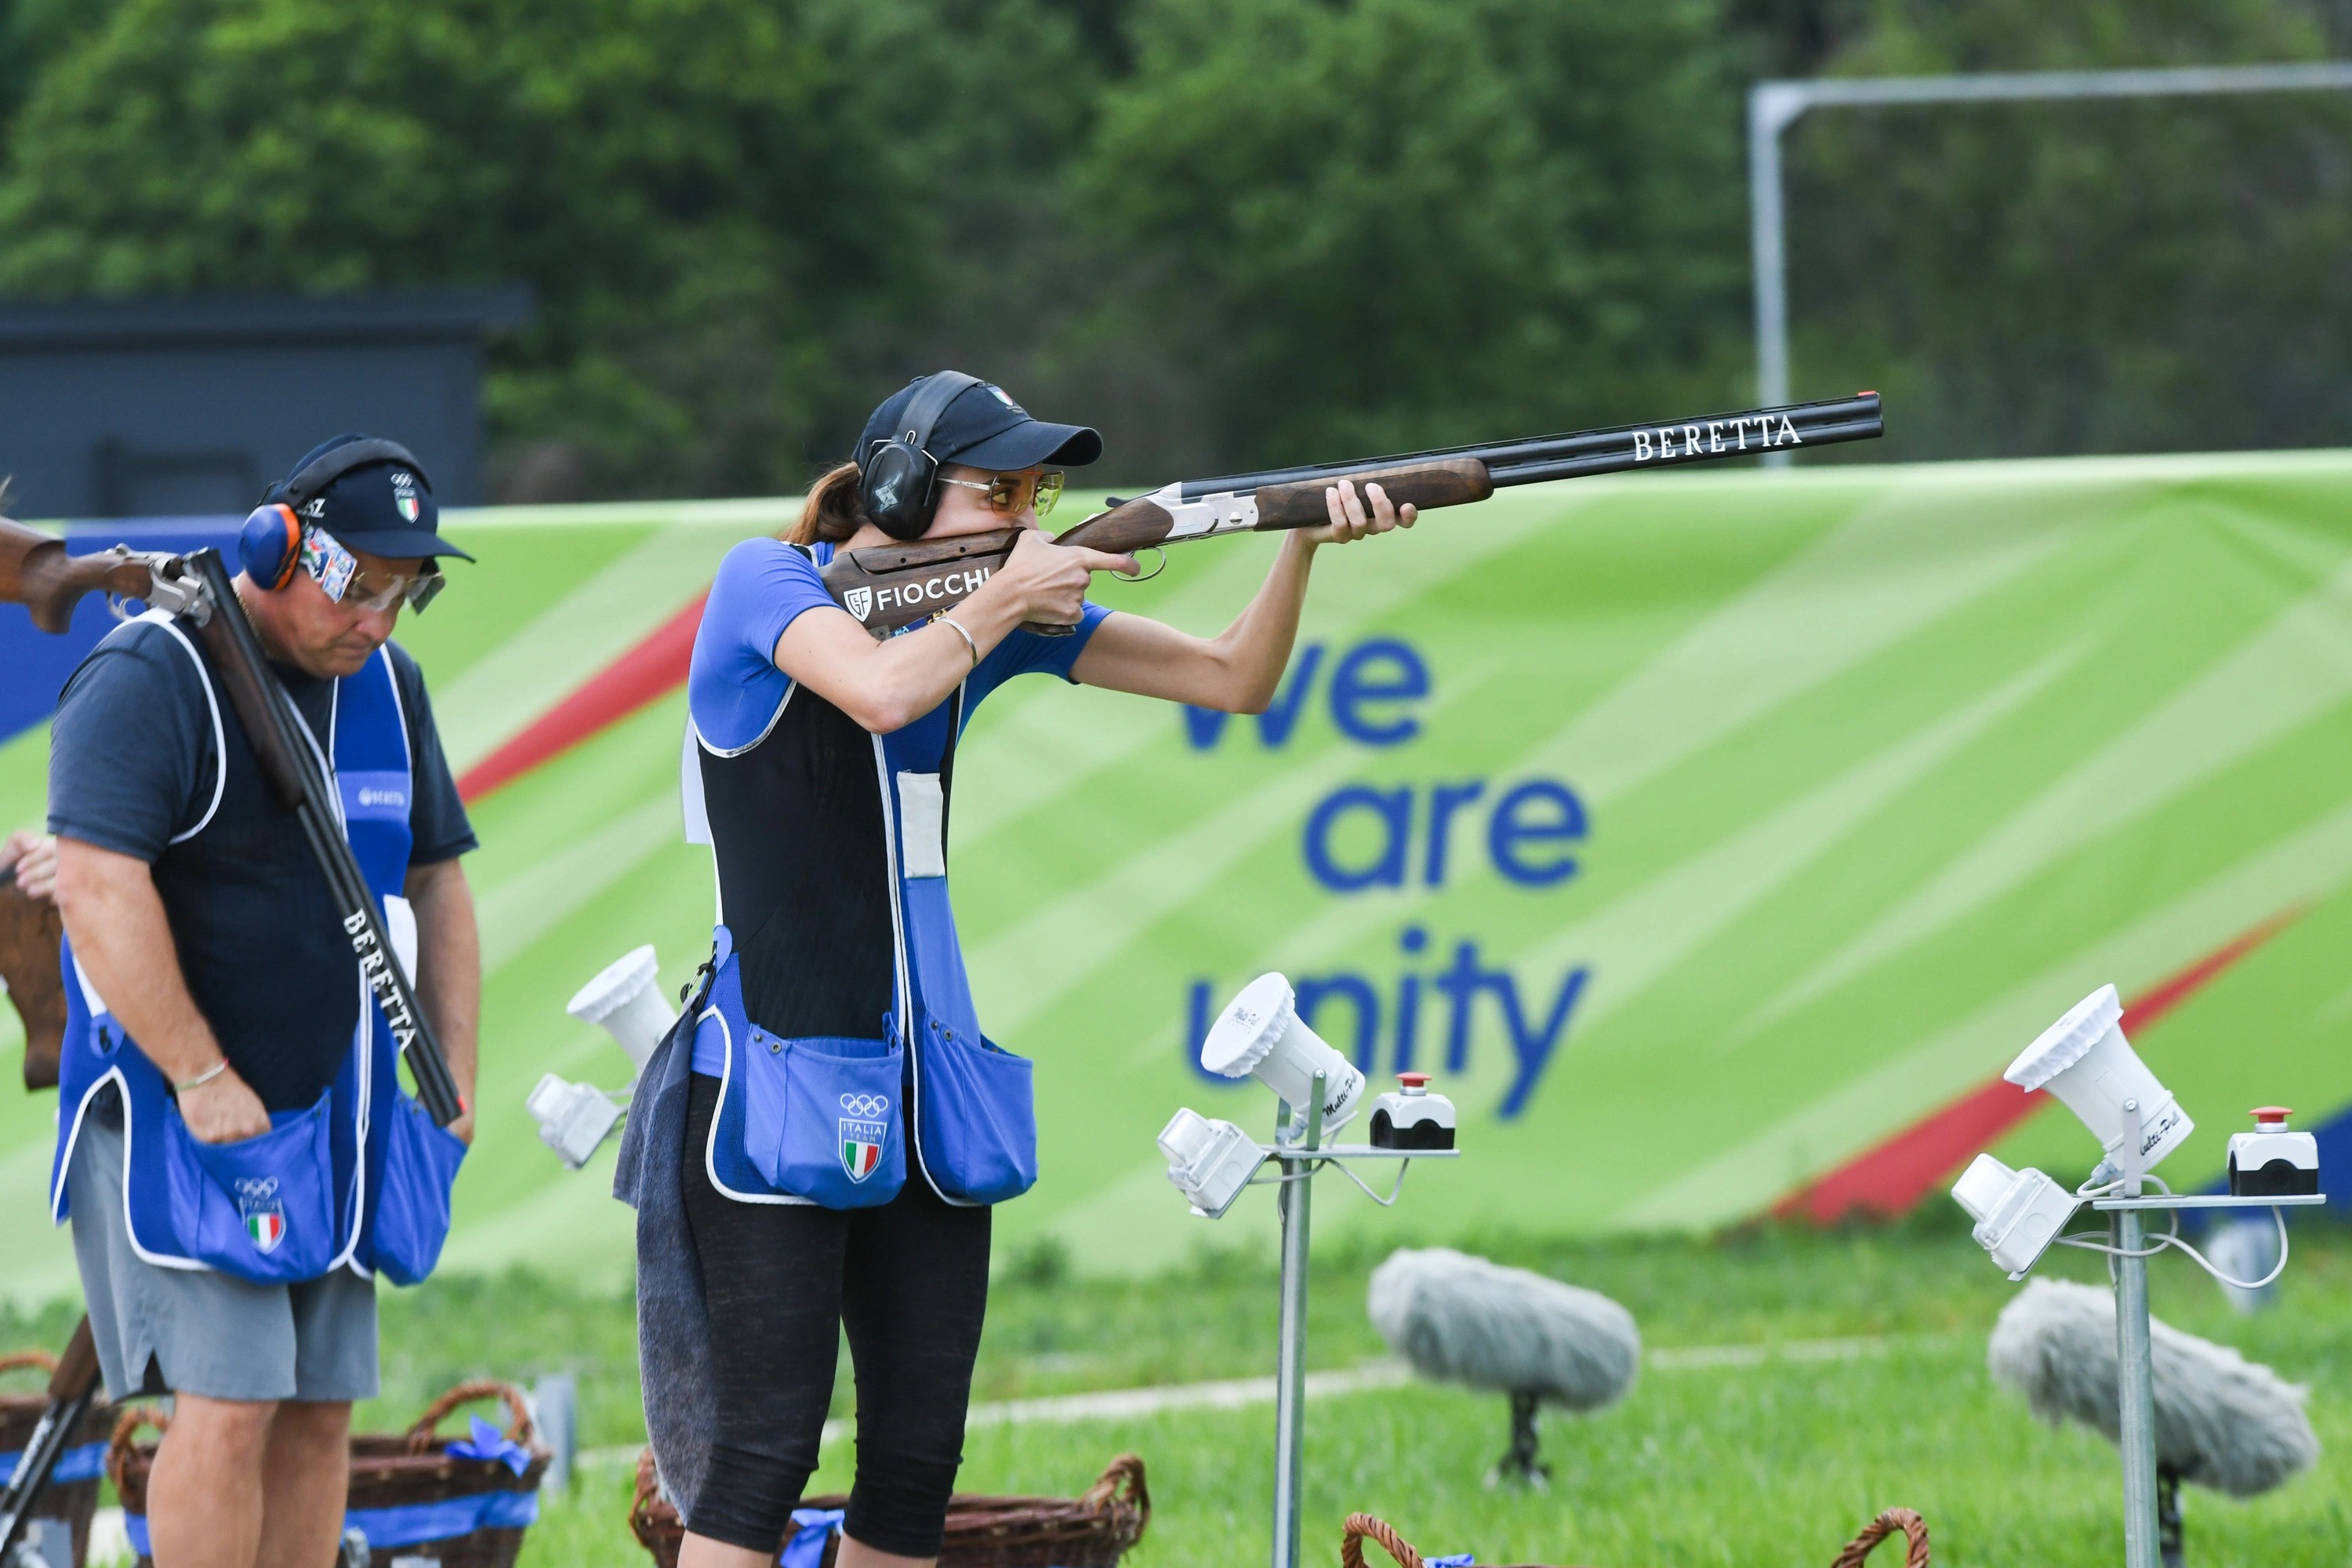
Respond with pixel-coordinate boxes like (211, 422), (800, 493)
(174, 1058), (230, 1093)
(937, 614), (981, 669)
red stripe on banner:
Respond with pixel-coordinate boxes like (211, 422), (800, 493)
(1775, 909), (2303, 1224)
(456, 591), (708, 804)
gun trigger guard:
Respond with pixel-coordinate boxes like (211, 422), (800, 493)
(1112, 547), (1166, 585)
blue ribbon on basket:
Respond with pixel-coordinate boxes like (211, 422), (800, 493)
(1429, 1555), (1476, 1566)
(0, 1440), (107, 1486)
(125, 1488), (539, 1557)
(782, 1508), (848, 1568)
(446, 1414), (535, 1476)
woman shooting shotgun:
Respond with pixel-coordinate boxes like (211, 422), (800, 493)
(617, 371), (1419, 1568)
(622, 376), (1881, 1568)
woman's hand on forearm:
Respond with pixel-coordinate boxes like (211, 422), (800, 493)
(53, 837), (270, 1142)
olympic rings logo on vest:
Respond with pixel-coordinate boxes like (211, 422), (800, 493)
(839, 1094), (890, 1118)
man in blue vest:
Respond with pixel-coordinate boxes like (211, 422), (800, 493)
(46, 437), (481, 1568)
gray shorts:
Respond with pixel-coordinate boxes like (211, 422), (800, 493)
(67, 1105), (379, 1403)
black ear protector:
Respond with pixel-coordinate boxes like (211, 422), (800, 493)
(238, 438), (434, 590)
(858, 372), (982, 542)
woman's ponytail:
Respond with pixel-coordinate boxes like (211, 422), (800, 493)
(789, 462), (869, 546)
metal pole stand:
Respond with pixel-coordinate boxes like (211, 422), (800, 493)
(2090, 1098), (2325, 1568)
(1258, 1072), (1461, 1568)
(2111, 1100), (2159, 1568)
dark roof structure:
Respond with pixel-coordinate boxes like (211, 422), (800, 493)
(0, 289), (529, 518)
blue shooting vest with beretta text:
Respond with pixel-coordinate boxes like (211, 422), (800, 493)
(49, 615), (465, 1284)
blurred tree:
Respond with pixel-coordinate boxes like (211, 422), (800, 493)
(0, 0), (1093, 498)
(0, 0), (119, 138)
(3, 0), (2350, 493)
(1075, 0), (1752, 466)
(1779, 0), (2352, 458)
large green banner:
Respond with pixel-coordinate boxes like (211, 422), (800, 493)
(5, 454), (2350, 1302)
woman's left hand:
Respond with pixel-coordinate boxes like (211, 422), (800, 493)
(1305, 479), (1417, 546)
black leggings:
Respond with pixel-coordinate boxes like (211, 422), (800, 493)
(681, 1072), (993, 1556)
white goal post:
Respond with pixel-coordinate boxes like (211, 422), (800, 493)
(1748, 61), (2352, 463)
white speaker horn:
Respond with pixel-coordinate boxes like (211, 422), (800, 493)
(1199, 973), (1366, 1134)
(2004, 984), (2192, 1174)
(566, 946), (673, 1076)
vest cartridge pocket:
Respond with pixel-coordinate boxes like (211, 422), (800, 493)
(164, 1094), (338, 1282)
(740, 1026), (906, 1207)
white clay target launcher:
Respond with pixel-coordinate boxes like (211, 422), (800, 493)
(2229, 1108), (2320, 1197)
(1369, 1073), (1457, 1151)
(1156, 973), (1462, 1568)
(1950, 983), (2328, 1568)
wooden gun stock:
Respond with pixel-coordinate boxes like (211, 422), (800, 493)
(0, 517), (159, 633)
(1248, 457), (1493, 529)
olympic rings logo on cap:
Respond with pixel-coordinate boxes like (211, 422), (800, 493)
(839, 1094), (890, 1117)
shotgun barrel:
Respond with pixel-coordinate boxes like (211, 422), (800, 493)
(820, 392), (1884, 634)
(1176, 392), (1881, 496)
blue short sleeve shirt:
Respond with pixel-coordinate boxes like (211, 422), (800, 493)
(686, 537), (1111, 752)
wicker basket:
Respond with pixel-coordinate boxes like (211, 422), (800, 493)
(1341, 1507), (1931, 1568)
(630, 1448), (1149, 1568)
(0, 1349), (114, 1568)
(111, 1380), (552, 1568)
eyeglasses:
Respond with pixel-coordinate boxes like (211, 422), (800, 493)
(938, 469), (1064, 518)
(302, 526), (445, 613)
(347, 562), (445, 613)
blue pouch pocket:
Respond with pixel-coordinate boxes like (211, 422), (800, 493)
(371, 1091), (468, 1286)
(913, 1022), (1036, 1206)
(739, 1029), (905, 1208)
(167, 1094), (338, 1283)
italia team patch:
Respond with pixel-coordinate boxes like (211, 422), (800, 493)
(839, 1093), (891, 1182)
(236, 1178), (288, 1254)
(392, 469), (423, 521)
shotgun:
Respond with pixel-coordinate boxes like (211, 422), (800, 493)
(0, 1318), (103, 1559)
(822, 392), (1882, 633)
(0, 518), (464, 1127)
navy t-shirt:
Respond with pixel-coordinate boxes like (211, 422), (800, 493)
(48, 620), (475, 1110)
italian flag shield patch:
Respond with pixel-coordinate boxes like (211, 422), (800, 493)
(839, 1117), (887, 1182)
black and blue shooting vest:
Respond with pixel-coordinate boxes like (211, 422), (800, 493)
(681, 550), (1037, 1211)
(48, 612), (465, 1285)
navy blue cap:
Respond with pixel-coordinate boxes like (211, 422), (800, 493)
(857, 375), (1102, 474)
(273, 434), (474, 563)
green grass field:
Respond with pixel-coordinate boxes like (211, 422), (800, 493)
(9, 1214), (2345, 1567)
